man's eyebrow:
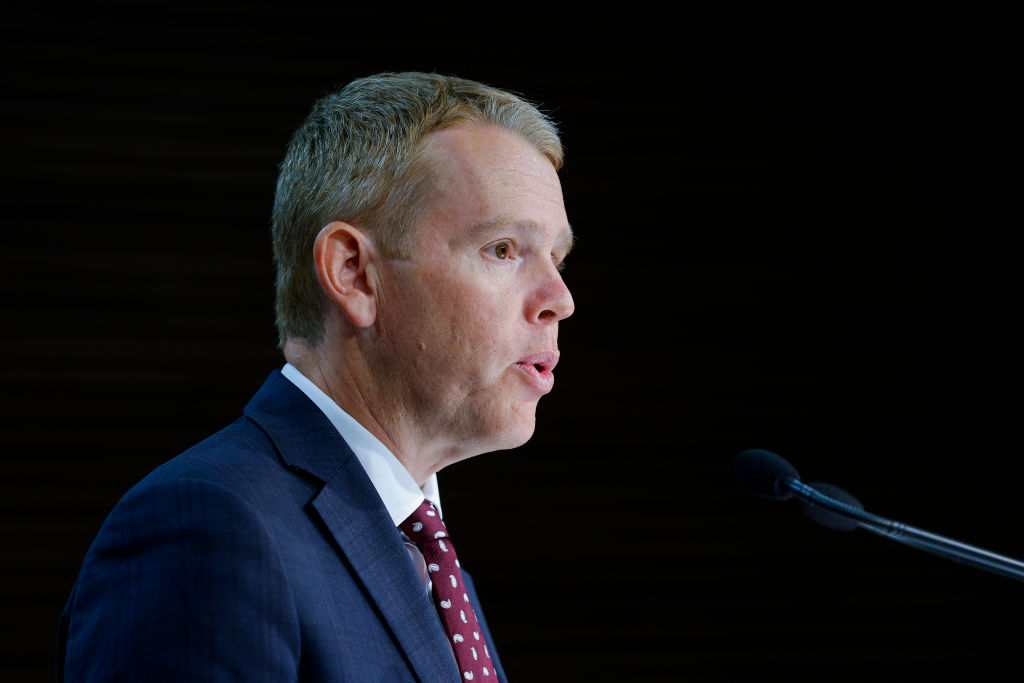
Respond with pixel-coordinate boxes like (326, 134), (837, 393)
(466, 218), (575, 256)
(560, 224), (576, 259)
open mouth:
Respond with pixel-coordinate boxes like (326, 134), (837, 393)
(513, 352), (559, 392)
(515, 352), (558, 373)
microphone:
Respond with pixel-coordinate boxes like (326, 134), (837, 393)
(734, 448), (1024, 583)
(733, 448), (798, 501)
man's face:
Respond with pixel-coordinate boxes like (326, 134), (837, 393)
(373, 124), (574, 461)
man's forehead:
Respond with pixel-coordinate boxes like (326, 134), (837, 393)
(422, 124), (559, 192)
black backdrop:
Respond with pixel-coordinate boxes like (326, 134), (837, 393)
(3, 4), (1022, 681)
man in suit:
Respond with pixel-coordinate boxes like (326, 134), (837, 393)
(58, 72), (575, 681)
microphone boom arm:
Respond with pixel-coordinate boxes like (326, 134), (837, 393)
(785, 478), (1024, 583)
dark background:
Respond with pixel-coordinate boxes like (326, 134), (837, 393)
(3, 3), (1022, 681)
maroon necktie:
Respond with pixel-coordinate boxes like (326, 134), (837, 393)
(400, 500), (494, 680)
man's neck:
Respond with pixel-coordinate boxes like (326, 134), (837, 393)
(282, 338), (453, 487)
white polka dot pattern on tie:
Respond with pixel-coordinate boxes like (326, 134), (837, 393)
(399, 500), (493, 681)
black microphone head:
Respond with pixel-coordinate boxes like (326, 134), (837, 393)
(798, 481), (864, 531)
(734, 449), (800, 500)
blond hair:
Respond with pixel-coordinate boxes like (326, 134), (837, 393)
(271, 72), (563, 346)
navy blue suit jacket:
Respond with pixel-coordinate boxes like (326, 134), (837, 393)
(58, 371), (506, 682)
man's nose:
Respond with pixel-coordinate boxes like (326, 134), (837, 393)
(529, 269), (575, 324)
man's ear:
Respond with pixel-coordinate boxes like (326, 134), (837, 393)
(313, 221), (378, 328)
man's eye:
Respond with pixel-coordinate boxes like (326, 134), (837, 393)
(491, 242), (510, 260)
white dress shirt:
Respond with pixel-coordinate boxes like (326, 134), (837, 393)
(281, 363), (441, 591)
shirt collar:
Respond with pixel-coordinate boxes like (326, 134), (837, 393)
(280, 363), (441, 526)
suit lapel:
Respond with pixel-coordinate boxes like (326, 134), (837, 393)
(244, 371), (458, 681)
(312, 462), (458, 681)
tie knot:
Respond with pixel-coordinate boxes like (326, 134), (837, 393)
(400, 500), (449, 545)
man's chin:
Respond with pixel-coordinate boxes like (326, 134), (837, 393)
(501, 425), (536, 451)
(475, 409), (537, 454)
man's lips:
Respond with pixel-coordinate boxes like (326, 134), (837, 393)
(513, 352), (559, 393)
